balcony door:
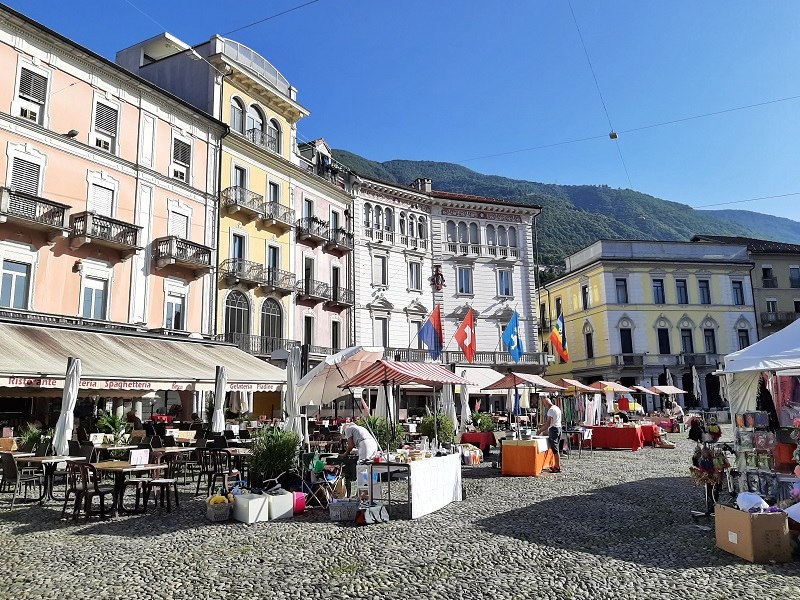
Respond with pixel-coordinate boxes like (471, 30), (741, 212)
(331, 265), (340, 301)
(232, 234), (245, 260)
(619, 328), (633, 355)
(224, 291), (250, 346)
(304, 257), (314, 294)
(260, 298), (282, 343)
(267, 246), (280, 283)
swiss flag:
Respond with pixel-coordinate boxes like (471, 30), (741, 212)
(454, 308), (477, 363)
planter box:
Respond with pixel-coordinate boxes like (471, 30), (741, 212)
(715, 504), (791, 563)
(232, 494), (270, 524)
(268, 489), (294, 520)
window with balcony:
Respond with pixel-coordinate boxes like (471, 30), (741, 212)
(231, 233), (245, 260)
(446, 220), (456, 242)
(261, 298), (282, 339)
(457, 267), (473, 295)
(303, 198), (314, 219)
(165, 292), (185, 330)
(698, 279), (711, 304)
(225, 291), (250, 338)
(408, 262), (422, 291)
(676, 279), (688, 304)
(619, 328), (633, 354)
(539, 303), (547, 328)
(9, 157), (40, 195)
(486, 224), (496, 247)
(169, 211), (189, 240)
(303, 315), (314, 346)
(508, 227), (518, 248)
(372, 255), (388, 287)
(680, 328), (694, 354)
(615, 278), (628, 304)
(247, 104), (264, 134)
(373, 316), (389, 347)
(469, 223), (479, 245)
(737, 328), (751, 350)
(16, 66), (48, 125)
(581, 284), (589, 310)
(657, 328), (671, 354)
(497, 269), (513, 297)
(0, 260), (30, 309)
(230, 97), (244, 134)
(766, 299), (777, 313)
(384, 208), (394, 232)
(268, 181), (280, 204)
(331, 319), (341, 353)
(585, 331), (594, 359)
(268, 119), (281, 154)
(411, 320), (424, 350)
(171, 138), (191, 182)
(419, 217), (427, 240)
(732, 280), (745, 305)
(457, 222), (468, 244)
(762, 266), (777, 288)
(791, 267), (800, 289)
(81, 276), (108, 320)
(92, 101), (119, 154)
(408, 215), (417, 238)
(652, 278), (665, 304)
(363, 203), (372, 228)
(88, 184), (114, 218)
(704, 328), (717, 354)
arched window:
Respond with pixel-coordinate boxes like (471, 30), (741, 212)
(446, 220), (456, 242)
(486, 224), (497, 246)
(246, 104), (264, 133)
(384, 208), (393, 231)
(457, 222), (468, 243)
(468, 222), (479, 244)
(224, 291), (250, 339)
(363, 203), (372, 227)
(260, 298), (282, 339)
(268, 119), (281, 153)
(418, 217), (427, 239)
(399, 212), (406, 235)
(508, 226), (518, 248)
(230, 97), (244, 134)
(498, 225), (508, 247)
(409, 215), (417, 238)
(374, 206), (383, 230)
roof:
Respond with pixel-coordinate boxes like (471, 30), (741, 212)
(428, 190), (542, 211)
(341, 360), (471, 388)
(692, 235), (800, 254)
(0, 321), (285, 392)
(455, 367), (506, 395)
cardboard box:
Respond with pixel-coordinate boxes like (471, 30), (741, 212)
(714, 504), (791, 563)
(268, 489), (294, 520)
(232, 493), (270, 524)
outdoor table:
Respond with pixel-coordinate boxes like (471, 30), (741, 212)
(175, 438), (198, 446)
(154, 447), (194, 456)
(639, 423), (660, 446)
(21, 455), (86, 502)
(309, 440), (335, 451)
(460, 431), (497, 453)
(501, 439), (555, 476)
(10, 451), (34, 458)
(91, 460), (165, 516)
(589, 425), (645, 451)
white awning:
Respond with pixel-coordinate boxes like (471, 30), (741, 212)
(0, 321), (286, 393)
(455, 367), (506, 395)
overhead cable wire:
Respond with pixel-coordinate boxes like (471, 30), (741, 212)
(222, 0), (323, 36)
(694, 192), (800, 209)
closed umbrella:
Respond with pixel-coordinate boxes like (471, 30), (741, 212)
(375, 385), (395, 422)
(284, 346), (303, 440)
(442, 383), (457, 433)
(459, 370), (470, 435)
(692, 365), (704, 408)
(211, 365), (226, 434)
(53, 357), (81, 456)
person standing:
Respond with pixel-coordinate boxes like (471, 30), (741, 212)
(537, 397), (562, 473)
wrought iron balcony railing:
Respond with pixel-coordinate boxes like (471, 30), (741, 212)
(262, 267), (296, 294)
(296, 278), (331, 301)
(69, 211), (140, 258)
(325, 227), (354, 252)
(326, 286), (355, 307)
(0, 188), (70, 240)
(153, 236), (212, 273)
(214, 333), (300, 357)
(220, 258), (264, 286)
(296, 217), (329, 243)
(262, 201), (294, 229)
(246, 128), (279, 153)
(221, 186), (264, 220)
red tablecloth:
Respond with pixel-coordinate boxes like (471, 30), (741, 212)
(151, 415), (174, 424)
(639, 423), (659, 446)
(460, 432), (497, 452)
(589, 425), (645, 451)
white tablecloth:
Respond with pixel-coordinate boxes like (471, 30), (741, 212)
(408, 453), (462, 519)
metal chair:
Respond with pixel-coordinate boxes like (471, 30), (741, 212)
(80, 463), (117, 520)
(144, 454), (179, 512)
(60, 461), (86, 519)
(0, 452), (42, 507)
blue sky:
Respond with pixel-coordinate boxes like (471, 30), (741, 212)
(9, 1), (800, 221)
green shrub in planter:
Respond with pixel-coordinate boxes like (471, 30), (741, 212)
(250, 426), (300, 483)
(471, 411), (494, 432)
(356, 416), (406, 451)
(419, 414), (455, 444)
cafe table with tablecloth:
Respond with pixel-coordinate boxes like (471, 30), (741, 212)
(460, 431), (498, 453)
(501, 438), (555, 476)
(589, 425), (645, 452)
(638, 423), (660, 446)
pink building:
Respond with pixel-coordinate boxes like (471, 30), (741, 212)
(0, 6), (225, 334)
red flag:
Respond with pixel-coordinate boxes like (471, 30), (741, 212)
(454, 308), (477, 363)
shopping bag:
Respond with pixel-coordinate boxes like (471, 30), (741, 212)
(354, 503), (389, 525)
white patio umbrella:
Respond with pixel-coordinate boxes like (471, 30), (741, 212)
(283, 346), (303, 440)
(692, 365), (704, 409)
(211, 365), (227, 434)
(52, 357), (81, 456)
(375, 384), (396, 423)
(296, 346), (384, 407)
(459, 370), (470, 435)
(442, 383), (458, 434)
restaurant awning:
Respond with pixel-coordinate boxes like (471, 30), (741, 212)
(0, 321), (286, 392)
(554, 378), (596, 393)
(455, 367), (506, 396)
(650, 385), (687, 395)
(341, 360), (472, 388)
(631, 385), (657, 395)
(482, 372), (563, 391)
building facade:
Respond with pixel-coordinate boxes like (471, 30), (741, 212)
(541, 240), (758, 408)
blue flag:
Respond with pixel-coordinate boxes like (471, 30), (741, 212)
(418, 304), (444, 360)
(502, 311), (524, 363)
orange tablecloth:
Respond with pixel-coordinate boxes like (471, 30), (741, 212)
(460, 432), (497, 452)
(639, 423), (659, 446)
(501, 440), (555, 476)
(589, 425), (645, 451)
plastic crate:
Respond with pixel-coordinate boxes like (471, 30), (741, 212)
(329, 500), (360, 522)
(206, 502), (232, 522)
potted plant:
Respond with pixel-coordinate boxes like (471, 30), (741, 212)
(356, 416), (406, 452)
(96, 410), (131, 449)
(471, 411), (494, 432)
(419, 414), (455, 446)
(249, 426), (300, 488)
(18, 423), (44, 452)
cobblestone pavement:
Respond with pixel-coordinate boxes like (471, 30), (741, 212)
(1, 427), (800, 600)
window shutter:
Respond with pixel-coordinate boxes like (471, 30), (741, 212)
(372, 256), (384, 285)
(94, 103), (118, 135)
(18, 68), (47, 104)
(170, 212), (189, 239)
(89, 185), (114, 217)
(173, 139), (191, 166)
(10, 158), (40, 195)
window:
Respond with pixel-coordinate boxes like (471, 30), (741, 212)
(9, 158), (40, 195)
(246, 104), (264, 133)
(172, 138), (191, 182)
(457, 222), (468, 243)
(231, 234), (245, 260)
(676, 279), (688, 304)
(737, 328), (751, 350)
(581, 284), (589, 310)
(457, 267), (473, 295)
(698, 279), (711, 304)
(411, 320), (423, 349)
(762, 266), (776, 288)
(224, 291), (250, 338)
(732, 281), (745, 305)
(619, 328), (633, 354)
(303, 199), (314, 219)
(331, 210), (340, 232)
(165, 293), (185, 330)
(169, 211), (189, 239)
(230, 98), (244, 134)
(486, 225), (496, 246)
(303, 315), (314, 346)
(261, 299), (282, 339)
(795, 300), (800, 313)
(399, 213), (406, 235)
(657, 328), (671, 354)
(497, 270), (513, 297)
(82, 277), (108, 320)
(17, 67), (47, 125)
(791, 267), (800, 289)
(0, 260), (30, 309)
(267, 119), (281, 153)
(539, 303), (547, 327)
(331, 320), (341, 352)
(498, 226), (508, 247)
(267, 246), (280, 273)
(508, 227), (518, 248)
(615, 278), (628, 304)
(373, 317), (389, 347)
(372, 255), (388, 286)
(303, 257), (314, 290)
(704, 328), (717, 354)
(766, 299), (777, 313)
(233, 165), (246, 189)
(384, 208), (393, 232)
(680, 328), (694, 354)
(446, 220), (456, 242)
(555, 297), (562, 317)
(92, 102), (119, 153)
(418, 217), (427, 239)
(585, 332), (594, 359)
(88, 184), (114, 218)
(652, 279), (665, 304)
(268, 182), (280, 204)
(408, 262), (422, 291)
(363, 203), (372, 227)
(468, 223), (479, 244)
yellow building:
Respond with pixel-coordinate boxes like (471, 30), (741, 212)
(540, 240), (757, 409)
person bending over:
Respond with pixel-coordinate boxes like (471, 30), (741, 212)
(342, 423), (379, 462)
(537, 397), (562, 473)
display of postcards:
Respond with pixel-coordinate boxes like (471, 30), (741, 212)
(736, 429), (754, 449)
(756, 452), (774, 471)
(735, 414), (746, 428)
(753, 411), (770, 428)
(744, 450), (758, 468)
(744, 413), (757, 428)
(777, 427), (796, 445)
(752, 430), (777, 450)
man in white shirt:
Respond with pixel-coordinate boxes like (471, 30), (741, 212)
(343, 423), (379, 462)
(537, 397), (562, 473)
(671, 401), (685, 422)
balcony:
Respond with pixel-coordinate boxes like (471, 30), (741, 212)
(261, 201), (294, 231)
(246, 128), (278, 154)
(325, 286), (355, 308)
(261, 267), (295, 296)
(0, 188), (70, 242)
(153, 236), (212, 275)
(220, 258), (264, 288)
(680, 353), (721, 367)
(761, 311), (798, 327)
(384, 348), (431, 362)
(442, 242), (519, 260)
(364, 227), (394, 244)
(214, 333), (300, 357)
(614, 354), (645, 367)
(308, 345), (333, 357)
(762, 276), (778, 288)
(296, 217), (328, 244)
(399, 235), (428, 251)
(325, 227), (354, 253)
(221, 186), (264, 222)
(296, 278), (331, 302)
(0, 306), (142, 332)
(69, 212), (141, 258)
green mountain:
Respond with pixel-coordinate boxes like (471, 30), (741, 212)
(333, 150), (799, 264)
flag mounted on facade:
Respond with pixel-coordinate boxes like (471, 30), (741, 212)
(418, 304), (444, 360)
(454, 307), (477, 363)
(501, 311), (524, 363)
(549, 313), (570, 362)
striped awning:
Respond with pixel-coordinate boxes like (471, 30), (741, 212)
(554, 378), (596, 392)
(340, 360), (472, 388)
(482, 372), (563, 391)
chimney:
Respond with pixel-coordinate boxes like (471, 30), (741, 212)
(412, 177), (432, 193)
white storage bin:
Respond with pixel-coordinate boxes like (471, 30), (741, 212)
(268, 489), (294, 520)
(232, 494), (269, 524)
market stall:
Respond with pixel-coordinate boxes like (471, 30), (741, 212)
(500, 438), (555, 476)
